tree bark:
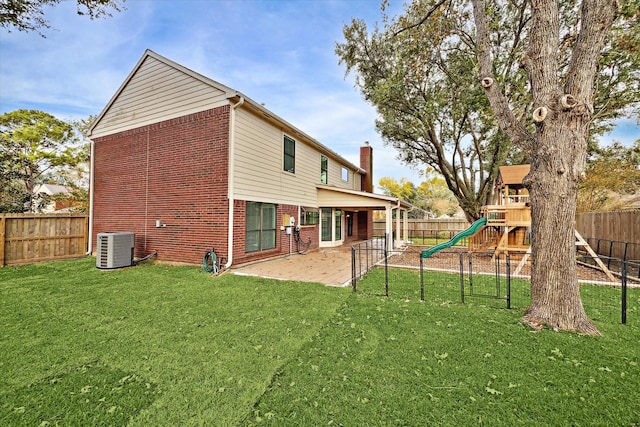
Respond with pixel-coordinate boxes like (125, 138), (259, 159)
(523, 119), (599, 335)
(472, 0), (618, 334)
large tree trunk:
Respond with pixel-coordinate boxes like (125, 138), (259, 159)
(523, 118), (599, 335)
(472, 0), (618, 335)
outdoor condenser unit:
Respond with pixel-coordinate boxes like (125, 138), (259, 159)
(97, 232), (135, 269)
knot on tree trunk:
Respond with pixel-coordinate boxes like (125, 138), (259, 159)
(573, 103), (594, 116)
(481, 77), (494, 88)
(533, 106), (548, 123)
(560, 94), (578, 109)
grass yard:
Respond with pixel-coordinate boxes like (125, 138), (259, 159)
(1, 259), (639, 426)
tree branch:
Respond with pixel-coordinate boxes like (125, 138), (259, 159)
(564, 0), (618, 102)
(471, 0), (534, 149)
(392, 0), (450, 37)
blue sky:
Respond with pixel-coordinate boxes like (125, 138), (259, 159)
(1, 0), (637, 191)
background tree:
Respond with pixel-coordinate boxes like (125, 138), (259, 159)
(0, 0), (125, 34)
(577, 140), (640, 212)
(0, 109), (87, 213)
(337, 3), (514, 222)
(0, 148), (30, 212)
(54, 116), (95, 213)
(379, 173), (460, 218)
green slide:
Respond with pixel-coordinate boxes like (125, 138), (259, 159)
(421, 217), (487, 259)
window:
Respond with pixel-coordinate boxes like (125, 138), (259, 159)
(321, 208), (332, 242)
(300, 207), (319, 225)
(320, 155), (328, 184)
(246, 202), (276, 252)
(341, 166), (349, 182)
(284, 135), (295, 173)
(334, 209), (342, 240)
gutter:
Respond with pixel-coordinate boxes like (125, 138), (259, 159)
(225, 96), (245, 268)
(85, 138), (95, 255)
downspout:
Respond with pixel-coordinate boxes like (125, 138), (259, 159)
(225, 96), (245, 268)
(85, 138), (95, 255)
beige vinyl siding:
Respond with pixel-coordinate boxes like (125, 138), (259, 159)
(232, 108), (360, 206)
(91, 56), (228, 138)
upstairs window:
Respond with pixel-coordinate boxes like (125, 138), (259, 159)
(341, 166), (349, 182)
(320, 155), (328, 184)
(284, 135), (295, 174)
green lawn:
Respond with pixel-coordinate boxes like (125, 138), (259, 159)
(1, 259), (639, 426)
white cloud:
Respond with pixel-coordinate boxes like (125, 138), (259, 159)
(1, 0), (636, 192)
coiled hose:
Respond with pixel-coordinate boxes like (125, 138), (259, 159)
(202, 249), (219, 274)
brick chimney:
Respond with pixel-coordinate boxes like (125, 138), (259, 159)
(358, 141), (374, 240)
(360, 141), (373, 193)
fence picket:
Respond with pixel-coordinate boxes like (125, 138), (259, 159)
(1, 213), (88, 266)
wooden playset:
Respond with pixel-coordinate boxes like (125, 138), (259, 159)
(467, 164), (615, 281)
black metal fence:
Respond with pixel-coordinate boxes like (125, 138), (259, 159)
(351, 239), (639, 325)
(581, 238), (640, 280)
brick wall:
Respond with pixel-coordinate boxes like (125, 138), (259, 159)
(232, 203), (320, 265)
(92, 107), (231, 265)
(92, 106), (355, 267)
(359, 143), (374, 240)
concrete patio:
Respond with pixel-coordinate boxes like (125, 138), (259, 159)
(231, 245), (354, 287)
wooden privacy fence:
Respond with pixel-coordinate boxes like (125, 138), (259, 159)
(575, 210), (640, 260)
(0, 213), (89, 267)
(373, 218), (470, 238)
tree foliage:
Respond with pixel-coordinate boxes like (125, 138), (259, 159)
(0, 110), (87, 212)
(0, 0), (125, 34)
(577, 140), (640, 212)
(336, 0), (639, 222)
(379, 173), (459, 218)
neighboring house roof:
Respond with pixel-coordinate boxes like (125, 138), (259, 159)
(497, 164), (530, 188)
(89, 49), (363, 174)
(34, 184), (71, 196)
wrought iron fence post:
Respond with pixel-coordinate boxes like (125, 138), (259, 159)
(459, 252), (465, 304)
(506, 253), (511, 309)
(608, 240), (614, 268)
(468, 252), (474, 295)
(420, 255), (424, 302)
(384, 233), (389, 298)
(365, 240), (369, 273)
(621, 260), (627, 325)
(351, 246), (357, 292)
(495, 253), (501, 299)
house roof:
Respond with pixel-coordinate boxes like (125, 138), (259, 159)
(497, 164), (530, 187)
(89, 49), (363, 174)
(34, 184), (71, 195)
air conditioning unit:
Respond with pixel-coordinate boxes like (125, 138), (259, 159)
(97, 232), (135, 269)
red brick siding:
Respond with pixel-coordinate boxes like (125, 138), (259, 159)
(343, 210), (360, 244)
(359, 145), (374, 240)
(92, 107), (230, 265)
(231, 203), (320, 265)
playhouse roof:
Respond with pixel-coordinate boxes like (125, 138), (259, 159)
(497, 164), (530, 188)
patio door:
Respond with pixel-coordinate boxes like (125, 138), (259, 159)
(320, 208), (344, 247)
